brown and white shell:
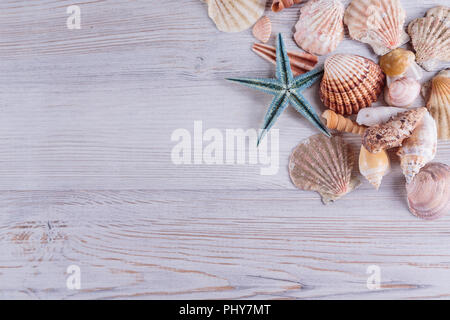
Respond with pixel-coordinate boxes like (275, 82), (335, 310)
(424, 69), (450, 140)
(408, 6), (450, 71)
(294, 0), (345, 55)
(289, 134), (361, 204)
(272, 0), (303, 12)
(320, 54), (385, 115)
(406, 162), (450, 220)
(359, 146), (390, 190)
(252, 16), (272, 43)
(344, 0), (410, 56)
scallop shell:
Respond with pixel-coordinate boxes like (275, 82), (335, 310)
(322, 110), (366, 135)
(406, 162), (450, 220)
(408, 6), (450, 71)
(397, 111), (437, 183)
(320, 54), (385, 115)
(356, 106), (405, 126)
(426, 70), (450, 140)
(359, 145), (390, 190)
(289, 134), (361, 204)
(204, 0), (266, 33)
(294, 0), (345, 55)
(252, 43), (319, 76)
(385, 77), (421, 108)
(252, 16), (272, 43)
(344, 0), (410, 56)
(272, 0), (303, 12)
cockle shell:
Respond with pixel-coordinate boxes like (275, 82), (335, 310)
(322, 110), (366, 135)
(406, 162), (450, 220)
(294, 0), (345, 56)
(204, 0), (266, 33)
(397, 111), (437, 183)
(363, 107), (427, 154)
(344, 0), (410, 56)
(408, 6), (450, 71)
(252, 43), (319, 76)
(253, 16), (272, 43)
(385, 77), (421, 108)
(272, 0), (303, 12)
(356, 106), (404, 126)
(359, 145), (390, 190)
(379, 48), (423, 85)
(289, 134), (361, 204)
(425, 70), (450, 140)
(320, 54), (385, 115)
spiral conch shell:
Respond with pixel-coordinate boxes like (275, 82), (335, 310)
(294, 0), (345, 55)
(320, 54), (385, 115)
(425, 70), (450, 140)
(322, 110), (366, 135)
(252, 16), (272, 43)
(289, 134), (361, 204)
(272, 0), (303, 12)
(344, 0), (410, 56)
(385, 77), (421, 108)
(204, 0), (266, 33)
(408, 6), (450, 71)
(406, 163), (450, 220)
(359, 146), (390, 190)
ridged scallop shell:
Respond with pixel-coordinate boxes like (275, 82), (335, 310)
(385, 77), (421, 108)
(408, 6), (450, 71)
(252, 16), (272, 43)
(344, 0), (410, 56)
(406, 162), (450, 220)
(322, 110), (366, 135)
(294, 0), (345, 55)
(397, 111), (437, 183)
(272, 0), (303, 12)
(359, 145), (390, 190)
(320, 54), (385, 115)
(204, 0), (266, 33)
(426, 70), (450, 140)
(289, 134), (361, 204)
(356, 106), (404, 126)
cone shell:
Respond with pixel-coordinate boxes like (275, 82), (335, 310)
(356, 106), (405, 126)
(426, 69), (450, 140)
(252, 43), (319, 76)
(320, 54), (385, 115)
(272, 0), (303, 12)
(397, 111), (437, 183)
(344, 0), (410, 56)
(252, 16), (272, 43)
(205, 0), (266, 33)
(408, 6), (450, 71)
(363, 107), (427, 154)
(322, 110), (366, 135)
(289, 134), (361, 204)
(385, 77), (421, 108)
(359, 146), (390, 190)
(294, 0), (345, 56)
(406, 162), (450, 220)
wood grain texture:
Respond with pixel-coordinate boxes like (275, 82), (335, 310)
(0, 0), (449, 299)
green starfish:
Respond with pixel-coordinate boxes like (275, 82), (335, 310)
(227, 34), (331, 145)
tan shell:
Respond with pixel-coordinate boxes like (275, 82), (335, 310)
(289, 134), (361, 204)
(397, 111), (437, 183)
(384, 77), (421, 108)
(320, 54), (385, 115)
(252, 43), (319, 76)
(408, 6), (450, 71)
(359, 146), (390, 190)
(272, 0), (303, 12)
(204, 0), (266, 33)
(363, 107), (427, 154)
(406, 162), (450, 220)
(426, 69), (450, 140)
(344, 0), (410, 56)
(322, 110), (366, 135)
(252, 16), (272, 43)
(379, 48), (416, 77)
(294, 0), (345, 55)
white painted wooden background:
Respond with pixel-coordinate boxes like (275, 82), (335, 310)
(0, 0), (449, 300)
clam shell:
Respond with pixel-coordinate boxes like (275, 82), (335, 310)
(426, 69), (450, 140)
(408, 6), (450, 71)
(289, 134), (361, 204)
(294, 0), (345, 56)
(272, 0), (303, 12)
(359, 145), (390, 190)
(320, 54), (385, 115)
(406, 162), (450, 220)
(205, 0), (266, 33)
(252, 16), (272, 43)
(385, 77), (421, 108)
(344, 0), (410, 56)
(356, 106), (405, 126)
(397, 111), (437, 183)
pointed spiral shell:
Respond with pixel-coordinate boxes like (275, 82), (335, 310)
(322, 110), (366, 135)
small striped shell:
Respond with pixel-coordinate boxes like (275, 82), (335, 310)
(289, 134), (361, 204)
(294, 0), (345, 55)
(252, 16), (272, 43)
(320, 54), (385, 115)
(426, 70), (450, 140)
(272, 0), (303, 12)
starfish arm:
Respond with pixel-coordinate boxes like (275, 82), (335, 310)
(289, 92), (331, 137)
(258, 93), (289, 146)
(291, 67), (324, 90)
(275, 34), (294, 86)
(226, 77), (283, 95)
